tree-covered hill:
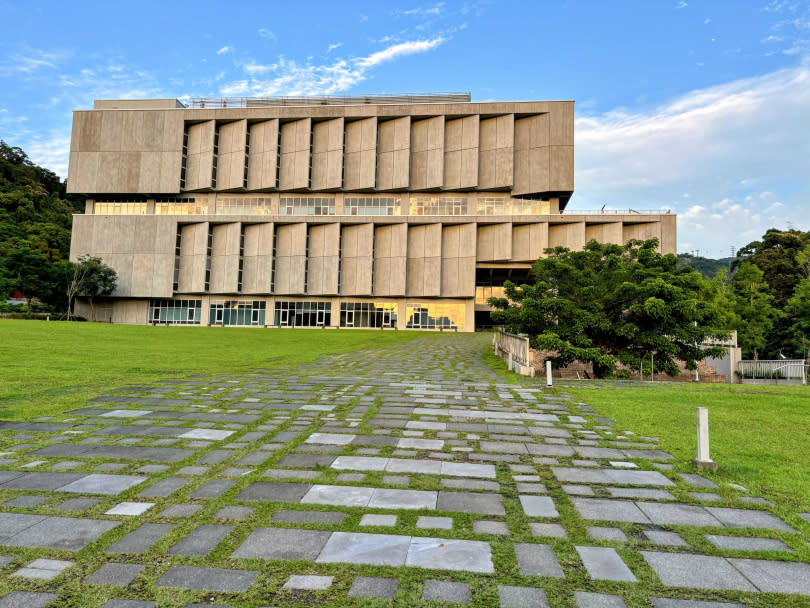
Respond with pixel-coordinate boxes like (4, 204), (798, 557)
(0, 140), (84, 307)
(677, 253), (733, 277)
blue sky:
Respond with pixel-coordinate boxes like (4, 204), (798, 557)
(1, 0), (809, 256)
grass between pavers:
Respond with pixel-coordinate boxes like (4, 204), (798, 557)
(1, 337), (809, 607)
(0, 319), (425, 420)
(561, 381), (810, 512)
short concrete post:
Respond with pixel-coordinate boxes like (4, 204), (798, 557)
(693, 407), (718, 471)
(507, 352), (513, 371)
(546, 361), (553, 388)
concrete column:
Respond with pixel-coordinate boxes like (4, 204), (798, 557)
(546, 361), (553, 388)
(694, 407), (718, 471)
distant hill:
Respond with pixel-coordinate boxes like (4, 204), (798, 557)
(677, 253), (734, 278)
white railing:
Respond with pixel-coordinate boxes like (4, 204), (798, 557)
(737, 360), (807, 384)
(563, 208), (672, 215)
(494, 329), (532, 367)
(189, 93), (471, 108)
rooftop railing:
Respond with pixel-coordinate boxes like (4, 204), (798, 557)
(563, 209), (672, 215)
(188, 93), (472, 108)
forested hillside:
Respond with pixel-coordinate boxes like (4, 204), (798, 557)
(0, 140), (84, 309)
(677, 253), (733, 277)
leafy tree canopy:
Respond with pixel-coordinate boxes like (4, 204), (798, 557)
(490, 239), (728, 378)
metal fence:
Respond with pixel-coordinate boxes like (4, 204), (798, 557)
(189, 93), (471, 108)
(737, 360), (807, 384)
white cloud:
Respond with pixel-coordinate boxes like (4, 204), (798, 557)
(398, 3), (445, 17)
(676, 1), (688, 8)
(0, 48), (70, 76)
(571, 59), (810, 256)
(216, 46), (232, 55)
(327, 42), (343, 54)
(258, 28), (276, 41)
(221, 36), (446, 97)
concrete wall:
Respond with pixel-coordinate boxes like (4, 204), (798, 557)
(67, 100), (575, 203)
(340, 223), (373, 295)
(274, 223), (307, 294)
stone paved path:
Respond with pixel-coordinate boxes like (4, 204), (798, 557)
(1, 333), (809, 607)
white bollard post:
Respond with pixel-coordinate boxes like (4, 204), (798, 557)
(546, 361), (553, 388)
(693, 407), (718, 471)
(507, 352), (512, 371)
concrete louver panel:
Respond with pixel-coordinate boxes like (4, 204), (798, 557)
(344, 118), (377, 190)
(177, 222), (209, 293)
(443, 115), (479, 190)
(185, 121), (216, 191)
(376, 117), (410, 191)
(623, 222), (662, 245)
(373, 223), (407, 296)
(585, 222), (623, 246)
(274, 223), (307, 294)
(410, 116), (444, 190)
(311, 118), (344, 191)
(241, 223), (274, 294)
(246, 119), (279, 190)
(340, 223), (374, 295)
(209, 223), (240, 293)
(307, 223), (340, 295)
(441, 223), (476, 297)
(478, 115), (514, 189)
(513, 114), (550, 197)
(512, 223), (549, 261)
(279, 118), (312, 190)
(477, 223), (512, 262)
(407, 224), (442, 296)
(548, 222), (586, 249)
(215, 120), (248, 191)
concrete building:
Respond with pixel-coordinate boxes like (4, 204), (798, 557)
(67, 94), (676, 330)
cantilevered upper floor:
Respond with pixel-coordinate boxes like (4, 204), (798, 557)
(66, 95), (575, 207)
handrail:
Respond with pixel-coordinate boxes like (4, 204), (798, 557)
(189, 93), (472, 108)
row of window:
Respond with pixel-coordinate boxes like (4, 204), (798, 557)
(146, 299), (464, 329)
(94, 196), (549, 216)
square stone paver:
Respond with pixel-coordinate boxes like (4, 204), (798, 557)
(368, 488), (437, 510)
(4, 495), (48, 507)
(572, 498), (650, 524)
(417, 516), (453, 529)
(587, 526), (628, 541)
(406, 537), (494, 573)
(513, 543), (564, 577)
(519, 495), (558, 518)
(423, 579), (471, 604)
(178, 429), (234, 441)
(644, 530), (689, 547)
(300, 484), (374, 507)
(529, 522), (568, 538)
(576, 546), (636, 581)
(705, 534), (792, 552)
(474, 520), (509, 535)
(160, 504), (202, 517)
(105, 502), (154, 516)
(0, 591), (59, 608)
(637, 502), (721, 527)
(498, 585), (550, 608)
(6, 516), (119, 551)
(154, 565), (258, 592)
(641, 551), (756, 591)
(13, 558), (74, 581)
(86, 562), (145, 585)
(232, 527), (331, 560)
(58, 474), (146, 495)
(283, 574), (333, 590)
(168, 525), (233, 556)
(215, 506), (254, 520)
(273, 509), (345, 524)
(704, 507), (796, 532)
(437, 491), (504, 515)
(317, 531), (410, 566)
(650, 600), (746, 607)
(727, 558), (810, 594)
(574, 591), (627, 607)
(348, 576), (399, 599)
(106, 523), (174, 554)
(54, 497), (99, 511)
(360, 514), (397, 527)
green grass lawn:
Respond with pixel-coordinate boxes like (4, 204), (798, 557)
(0, 319), (423, 421)
(563, 381), (810, 512)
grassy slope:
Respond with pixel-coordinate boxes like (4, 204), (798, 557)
(0, 319), (422, 420)
(564, 381), (810, 511)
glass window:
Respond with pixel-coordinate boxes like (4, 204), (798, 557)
(209, 300), (266, 326)
(274, 301), (332, 327)
(406, 302), (464, 330)
(344, 196), (400, 216)
(95, 201), (148, 215)
(409, 197), (466, 216)
(155, 198), (208, 215)
(147, 299), (202, 325)
(279, 196), (335, 216)
(477, 197), (550, 215)
(339, 302), (397, 328)
(217, 197), (273, 215)
(475, 285), (507, 305)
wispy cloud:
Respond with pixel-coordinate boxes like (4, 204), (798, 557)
(216, 46), (232, 55)
(676, 1), (688, 8)
(221, 36), (446, 96)
(396, 3), (445, 17)
(326, 42), (343, 54)
(573, 60), (810, 255)
(257, 28), (276, 41)
(0, 48), (70, 76)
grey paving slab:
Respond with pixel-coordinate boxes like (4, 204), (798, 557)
(272, 509), (345, 524)
(189, 479), (235, 499)
(154, 565), (258, 592)
(160, 503), (202, 517)
(529, 522), (568, 538)
(474, 520), (510, 535)
(317, 531), (411, 566)
(571, 498), (651, 524)
(498, 585), (549, 608)
(417, 516), (453, 529)
(4, 495), (48, 507)
(705, 534), (792, 552)
(641, 551), (757, 591)
(368, 488), (438, 510)
(57, 474), (147, 495)
(678, 473), (718, 488)
(513, 543), (564, 577)
(85, 562), (146, 585)
(0, 472), (84, 490)
(643, 530), (689, 546)
(728, 558), (810, 594)
(99, 601), (155, 608)
(576, 546), (636, 581)
(587, 526), (628, 541)
(138, 477), (189, 498)
(300, 484), (375, 507)
(441, 478), (500, 491)
(284, 574), (333, 590)
(106, 523), (175, 553)
(54, 497), (100, 511)
(214, 505), (254, 519)
(437, 491), (505, 515)
(231, 527), (331, 560)
(6, 516), (119, 551)
(406, 536), (494, 573)
(574, 591), (627, 607)
(106, 502), (154, 516)
(607, 487), (675, 500)
(650, 600), (746, 607)
(0, 592), (59, 608)
(705, 507), (796, 532)
(423, 579), (471, 604)
(636, 502), (722, 527)
(238, 481), (312, 502)
(360, 514), (398, 526)
(348, 576), (399, 599)
(519, 495), (558, 518)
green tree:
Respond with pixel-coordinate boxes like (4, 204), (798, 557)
(731, 262), (780, 360)
(734, 229), (810, 308)
(489, 239), (727, 378)
(73, 255), (117, 321)
(786, 277), (810, 361)
(1, 245), (53, 306)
